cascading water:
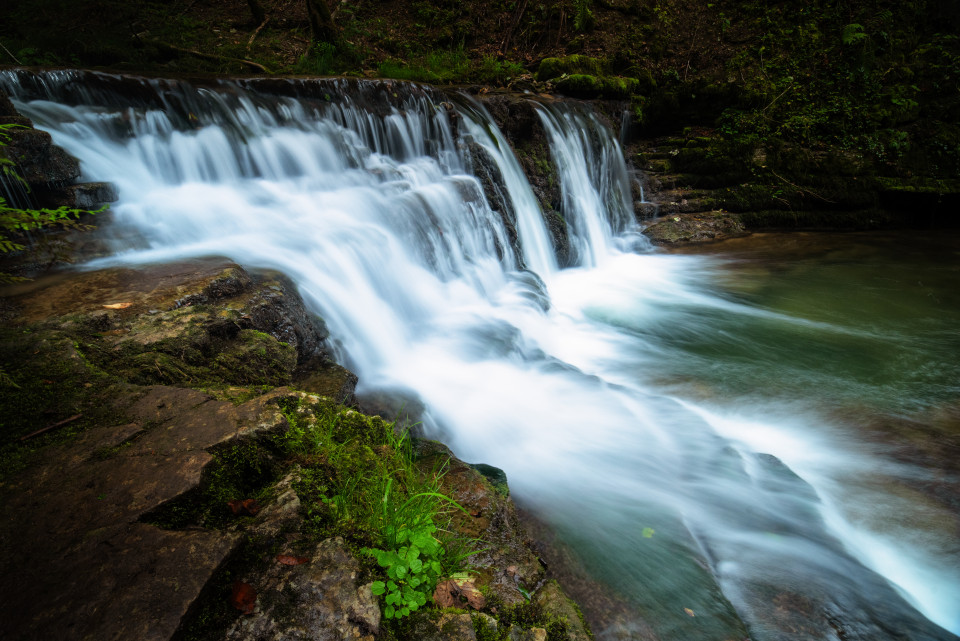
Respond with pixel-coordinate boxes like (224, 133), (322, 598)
(2, 70), (957, 641)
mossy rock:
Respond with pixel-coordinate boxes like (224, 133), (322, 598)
(553, 75), (639, 100)
(669, 146), (747, 179)
(536, 55), (606, 82)
(643, 212), (747, 245)
(736, 209), (898, 230)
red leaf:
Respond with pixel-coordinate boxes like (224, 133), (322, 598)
(276, 554), (309, 566)
(227, 498), (261, 516)
(230, 581), (256, 614)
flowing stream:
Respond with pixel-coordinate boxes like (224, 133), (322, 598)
(2, 70), (958, 641)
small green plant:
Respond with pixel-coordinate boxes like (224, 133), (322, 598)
(364, 476), (469, 619)
(366, 493), (443, 617)
(276, 397), (478, 620)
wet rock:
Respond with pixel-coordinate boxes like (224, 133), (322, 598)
(0, 91), (32, 126)
(171, 264), (253, 307)
(0, 381), (305, 641)
(240, 271), (329, 361)
(245, 471), (303, 540)
(355, 384), (428, 426)
(469, 462), (510, 496)
(633, 201), (660, 219)
(56, 181), (120, 209)
(0, 126), (81, 187)
(532, 581), (592, 641)
(508, 626), (548, 641)
(415, 440), (545, 606)
(7, 259), (346, 390)
(479, 94), (571, 266)
(466, 139), (521, 259)
(643, 211), (748, 245)
(296, 359), (358, 405)
(225, 537), (380, 641)
(421, 612), (478, 641)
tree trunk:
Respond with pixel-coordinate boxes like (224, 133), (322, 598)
(305, 0), (339, 45)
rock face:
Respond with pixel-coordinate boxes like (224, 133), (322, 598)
(0, 90), (117, 211)
(9, 258), (354, 401)
(416, 441), (546, 607)
(0, 382), (296, 641)
(0, 259), (354, 640)
(478, 93), (571, 266)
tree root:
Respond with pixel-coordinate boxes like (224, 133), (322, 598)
(152, 40), (270, 73)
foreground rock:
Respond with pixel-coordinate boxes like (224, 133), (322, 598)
(0, 259), (592, 641)
(0, 259), (348, 640)
(0, 385), (293, 640)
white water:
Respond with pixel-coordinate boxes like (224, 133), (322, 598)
(3, 71), (957, 640)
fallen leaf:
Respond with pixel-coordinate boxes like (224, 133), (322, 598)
(433, 579), (458, 608)
(230, 581), (256, 614)
(433, 576), (486, 610)
(684, 607), (696, 617)
(227, 498), (261, 516)
(461, 582), (485, 610)
(642, 527), (655, 539)
(276, 554), (309, 566)
(102, 302), (133, 309)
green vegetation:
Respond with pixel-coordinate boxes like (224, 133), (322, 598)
(277, 397), (474, 618)
(472, 598), (571, 641)
(0, 329), (113, 485)
(144, 439), (279, 530)
(365, 490), (449, 619)
(1, 124), (98, 284)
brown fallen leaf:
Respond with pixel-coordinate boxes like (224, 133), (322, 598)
(102, 302), (133, 309)
(276, 554), (309, 566)
(227, 498), (261, 516)
(230, 581), (256, 614)
(433, 579), (458, 608)
(433, 576), (486, 610)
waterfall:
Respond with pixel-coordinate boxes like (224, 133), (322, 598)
(2, 70), (957, 641)
(537, 103), (641, 266)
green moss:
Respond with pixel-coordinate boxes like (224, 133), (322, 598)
(143, 438), (282, 530)
(0, 326), (121, 486)
(537, 55), (607, 81)
(470, 596), (571, 641)
(669, 146), (749, 185)
(77, 320), (297, 389)
(554, 74), (639, 99)
(736, 209), (896, 230)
